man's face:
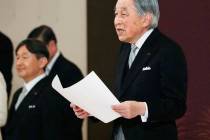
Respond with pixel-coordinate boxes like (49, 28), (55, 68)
(114, 0), (148, 43)
(16, 45), (45, 82)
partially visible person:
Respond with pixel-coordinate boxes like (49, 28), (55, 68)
(71, 0), (187, 140)
(0, 32), (13, 97)
(27, 25), (83, 88)
(0, 72), (7, 140)
(2, 39), (82, 140)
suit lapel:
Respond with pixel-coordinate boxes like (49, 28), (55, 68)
(120, 29), (161, 96)
(9, 89), (22, 112)
(15, 77), (47, 116)
(7, 88), (39, 131)
(5, 89), (22, 131)
(15, 87), (39, 115)
(49, 54), (62, 78)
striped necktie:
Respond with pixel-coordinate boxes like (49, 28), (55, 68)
(15, 87), (27, 110)
(128, 44), (138, 68)
(45, 67), (50, 75)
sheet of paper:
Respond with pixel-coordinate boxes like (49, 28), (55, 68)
(52, 71), (121, 123)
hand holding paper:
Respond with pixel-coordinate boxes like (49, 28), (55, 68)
(70, 103), (90, 119)
(52, 71), (121, 123)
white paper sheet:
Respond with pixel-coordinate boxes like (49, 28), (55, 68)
(52, 71), (121, 123)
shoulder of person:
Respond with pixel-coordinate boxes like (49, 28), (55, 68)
(0, 72), (6, 88)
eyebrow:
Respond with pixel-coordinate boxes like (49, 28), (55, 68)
(16, 52), (30, 57)
(114, 7), (128, 12)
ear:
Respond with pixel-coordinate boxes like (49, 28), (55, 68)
(142, 13), (153, 28)
(48, 40), (57, 57)
(38, 57), (48, 69)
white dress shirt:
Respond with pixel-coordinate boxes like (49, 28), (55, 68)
(131, 29), (154, 60)
(45, 51), (60, 75)
(23, 74), (46, 95)
(0, 72), (7, 140)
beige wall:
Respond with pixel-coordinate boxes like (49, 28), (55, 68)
(0, 0), (87, 139)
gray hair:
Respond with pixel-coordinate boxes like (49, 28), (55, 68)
(134, 0), (160, 28)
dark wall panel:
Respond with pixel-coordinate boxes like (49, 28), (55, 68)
(87, 0), (119, 140)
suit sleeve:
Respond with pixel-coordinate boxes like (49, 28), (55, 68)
(147, 45), (187, 122)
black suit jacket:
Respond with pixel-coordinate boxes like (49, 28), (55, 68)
(113, 29), (187, 140)
(47, 53), (84, 139)
(3, 77), (82, 140)
(0, 32), (13, 96)
(48, 54), (83, 88)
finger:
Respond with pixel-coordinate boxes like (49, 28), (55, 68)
(73, 107), (84, 113)
(70, 103), (75, 108)
(77, 111), (89, 117)
(70, 103), (80, 110)
(76, 112), (89, 119)
(112, 106), (127, 113)
(115, 112), (128, 118)
(71, 105), (84, 112)
(112, 104), (125, 110)
(112, 109), (127, 116)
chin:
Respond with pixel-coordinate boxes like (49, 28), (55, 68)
(118, 36), (125, 41)
(17, 72), (25, 78)
(119, 38), (129, 43)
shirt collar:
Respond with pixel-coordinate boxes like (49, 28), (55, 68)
(46, 51), (60, 74)
(133, 28), (154, 50)
(23, 73), (46, 95)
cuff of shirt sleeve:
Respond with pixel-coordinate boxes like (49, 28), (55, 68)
(140, 102), (148, 122)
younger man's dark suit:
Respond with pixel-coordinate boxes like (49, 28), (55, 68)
(113, 28), (187, 140)
(46, 53), (84, 139)
(3, 77), (82, 140)
(48, 53), (83, 88)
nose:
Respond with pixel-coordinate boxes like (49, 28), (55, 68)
(114, 15), (122, 27)
(16, 58), (23, 68)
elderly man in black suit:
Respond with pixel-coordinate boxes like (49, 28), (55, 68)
(71, 0), (187, 140)
(0, 32), (13, 96)
(2, 39), (82, 140)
